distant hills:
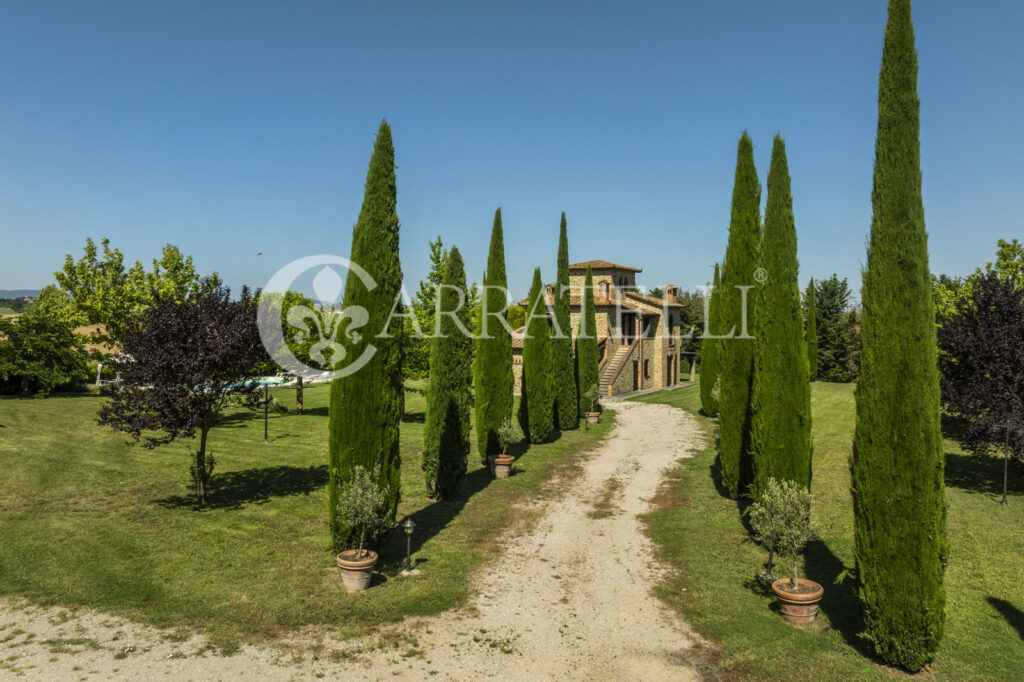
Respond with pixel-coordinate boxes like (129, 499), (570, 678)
(0, 290), (39, 298)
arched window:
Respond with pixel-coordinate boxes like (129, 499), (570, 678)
(644, 359), (651, 379)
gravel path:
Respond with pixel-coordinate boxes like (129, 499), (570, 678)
(0, 400), (703, 681)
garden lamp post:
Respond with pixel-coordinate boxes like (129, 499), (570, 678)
(1001, 422), (1022, 506)
(264, 384), (269, 444)
(401, 516), (416, 572)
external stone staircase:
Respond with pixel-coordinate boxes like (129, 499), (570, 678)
(599, 344), (633, 395)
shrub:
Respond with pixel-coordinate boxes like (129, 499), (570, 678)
(747, 478), (818, 589)
(336, 465), (395, 559)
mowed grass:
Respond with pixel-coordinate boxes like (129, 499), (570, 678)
(0, 384), (614, 641)
(633, 381), (1024, 680)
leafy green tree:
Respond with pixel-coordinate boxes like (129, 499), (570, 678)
(750, 136), (812, 499)
(552, 213), (578, 430)
(805, 279), (819, 381)
(0, 306), (90, 396)
(405, 236), (447, 380)
(575, 265), (600, 415)
(474, 208), (514, 461)
(933, 238), (1023, 320)
(52, 239), (209, 343)
(719, 133), (761, 498)
(97, 281), (265, 504)
(519, 268), (553, 444)
(852, 1), (946, 670)
(700, 263), (724, 416)
(422, 247), (473, 500)
(328, 121), (404, 554)
(257, 290), (318, 411)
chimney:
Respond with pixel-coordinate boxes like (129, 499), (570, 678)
(664, 284), (679, 301)
(544, 283), (555, 302)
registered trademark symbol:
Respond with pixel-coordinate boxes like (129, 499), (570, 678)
(754, 268), (768, 284)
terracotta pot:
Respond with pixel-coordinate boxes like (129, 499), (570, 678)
(772, 578), (824, 625)
(586, 411), (600, 424)
(336, 549), (378, 592)
(493, 454), (514, 479)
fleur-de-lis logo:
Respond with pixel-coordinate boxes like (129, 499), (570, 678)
(258, 255), (378, 380)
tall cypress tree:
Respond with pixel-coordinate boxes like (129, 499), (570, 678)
(474, 208), (514, 463)
(422, 247), (473, 500)
(805, 279), (819, 381)
(700, 262), (723, 416)
(520, 268), (553, 444)
(552, 213), (578, 430)
(852, 0), (946, 670)
(575, 265), (600, 414)
(750, 135), (812, 498)
(718, 133), (761, 498)
(328, 120), (403, 553)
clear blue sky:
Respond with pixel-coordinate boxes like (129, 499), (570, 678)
(1, 1), (1020, 299)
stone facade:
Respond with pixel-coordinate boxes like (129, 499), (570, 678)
(512, 260), (688, 397)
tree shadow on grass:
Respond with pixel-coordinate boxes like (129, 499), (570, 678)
(380, 464), (494, 565)
(158, 464), (328, 510)
(402, 410), (425, 424)
(988, 597), (1024, 641)
(944, 450), (1024, 498)
(802, 539), (877, 659)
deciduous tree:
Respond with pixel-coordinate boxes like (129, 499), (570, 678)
(937, 271), (1024, 505)
(97, 280), (265, 504)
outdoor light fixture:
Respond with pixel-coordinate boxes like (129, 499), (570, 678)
(401, 517), (416, 573)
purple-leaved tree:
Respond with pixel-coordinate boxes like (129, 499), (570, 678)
(98, 279), (266, 504)
(938, 270), (1024, 505)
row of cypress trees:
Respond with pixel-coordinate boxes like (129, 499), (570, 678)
(519, 215), (599, 443)
(711, 131), (812, 500)
(703, 1), (945, 670)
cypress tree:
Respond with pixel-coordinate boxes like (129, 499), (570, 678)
(328, 120), (403, 553)
(700, 263), (723, 416)
(852, 0), (946, 670)
(474, 208), (514, 463)
(422, 247), (473, 500)
(718, 133), (761, 498)
(520, 268), (553, 444)
(575, 265), (600, 414)
(805, 279), (819, 381)
(749, 135), (812, 498)
(552, 213), (578, 430)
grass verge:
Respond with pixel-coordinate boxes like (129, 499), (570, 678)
(0, 383), (615, 641)
(633, 381), (1024, 680)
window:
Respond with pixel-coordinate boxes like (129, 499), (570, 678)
(644, 359), (651, 379)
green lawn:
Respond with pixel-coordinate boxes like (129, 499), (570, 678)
(0, 384), (614, 642)
(634, 381), (1024, 680)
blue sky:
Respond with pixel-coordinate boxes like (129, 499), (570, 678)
(1, 1), (1020, 299)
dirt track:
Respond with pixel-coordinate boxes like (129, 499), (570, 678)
(0, 400), (703, 681)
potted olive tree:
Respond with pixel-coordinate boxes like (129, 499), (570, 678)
(334, 464), (395, 592)
(747, 477), (822, 625)
(584, 384), (602, 427)
(492, 417), (521, 479)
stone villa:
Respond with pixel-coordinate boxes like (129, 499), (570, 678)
(512, 260), (693, 397)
